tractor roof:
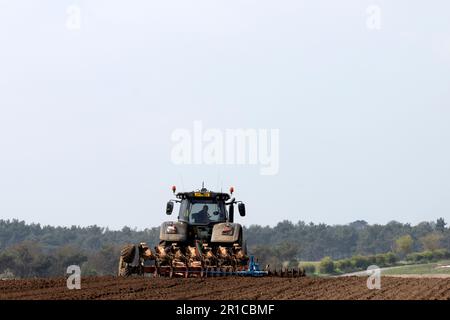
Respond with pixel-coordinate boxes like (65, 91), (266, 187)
(175, 188), (231, 201)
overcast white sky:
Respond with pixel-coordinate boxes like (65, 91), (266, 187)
(0, 1), (449, 229)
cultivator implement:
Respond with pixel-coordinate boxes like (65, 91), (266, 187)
(118, 243), (305, 278)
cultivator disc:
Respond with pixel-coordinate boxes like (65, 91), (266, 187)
(266, 267), (306, 278)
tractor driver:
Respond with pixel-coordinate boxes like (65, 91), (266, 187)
(193, 205), (210, 224)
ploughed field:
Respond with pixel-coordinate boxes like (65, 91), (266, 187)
(0, 276), (449, 300)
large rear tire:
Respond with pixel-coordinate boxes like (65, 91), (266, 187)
(118, 244), (136, 277)
(120, 244), (136, 263)
(118, 256), (132, 277)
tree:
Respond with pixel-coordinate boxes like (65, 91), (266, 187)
(319, 256), (335, 274)
(349, 220), (368, 230)
(0, 252), (16, 275)
(299, 263), (316, 275)
(54, 246), (88, 276)
(32, 255), (57, 277)
(275, 242), (299, 262)
(436, 218), (447, 233)
(10, 242), (38, 277)
(420, 233), (443, 251)
(84, 244), (121, 275)
(394, 235), (413, 258)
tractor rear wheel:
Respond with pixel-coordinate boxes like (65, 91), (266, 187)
(118, 256), (132, 277)
(120, 244), (136, 263)
(118, 244), (136, 277)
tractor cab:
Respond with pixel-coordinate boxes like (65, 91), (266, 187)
(176, 189), (229, 225)
(163, 185), (246, 245)
(166, 186), (245, 225)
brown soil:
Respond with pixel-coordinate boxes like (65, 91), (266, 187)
(0, 276), (449, 300)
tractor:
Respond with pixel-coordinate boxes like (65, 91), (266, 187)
(118, 185), (304, 278)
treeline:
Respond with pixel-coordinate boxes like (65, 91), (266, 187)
(0, 242), (120, 278)
(0, 218), (449, 278)
(0, 220), (160, 252)
(305, 248), (450, 275)
(246, 218), (449, 266)
(250, 219), (450, 270)
(0, 220), (160, 278)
